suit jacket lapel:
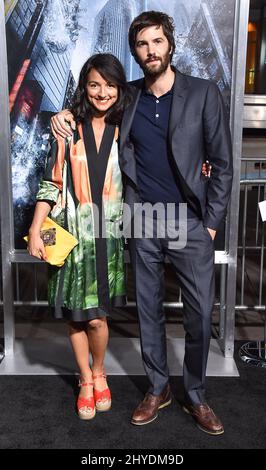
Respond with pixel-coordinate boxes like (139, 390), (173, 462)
(168, 70), (201, 214)
(119, 80), (143, 151)
(168, 69), (189, 142)
(118, 80), (143, 186)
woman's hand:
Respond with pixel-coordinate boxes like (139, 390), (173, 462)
(51, 109), (76, 139)
(27, 232), (47, 261)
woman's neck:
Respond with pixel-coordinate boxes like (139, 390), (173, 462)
(91, 116), (107, 153)
(91, 115), (106, 128)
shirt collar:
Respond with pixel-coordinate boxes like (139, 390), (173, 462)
(142, 83), (174, 99)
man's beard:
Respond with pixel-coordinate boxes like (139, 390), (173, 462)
(139, 52), (171, 78)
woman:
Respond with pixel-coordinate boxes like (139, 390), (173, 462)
(28, 54), (130, 420)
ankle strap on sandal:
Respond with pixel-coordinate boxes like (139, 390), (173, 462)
(78, 380), (93, 387)
(92, 372), (107, 379)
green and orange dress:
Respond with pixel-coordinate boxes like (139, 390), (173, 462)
(36, 121), (126, 321)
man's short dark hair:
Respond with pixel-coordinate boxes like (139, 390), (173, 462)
(128, 10), (175, 62)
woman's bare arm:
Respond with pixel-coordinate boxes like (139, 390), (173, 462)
(27, 201), (51, 260)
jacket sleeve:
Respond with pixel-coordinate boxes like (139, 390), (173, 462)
(36, 135), (65, 205)
(203, 82), (233, 230)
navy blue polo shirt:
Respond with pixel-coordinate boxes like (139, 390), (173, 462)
(130, 86), (196, 218)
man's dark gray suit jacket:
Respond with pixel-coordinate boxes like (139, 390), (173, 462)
(119, 68), (233, 231)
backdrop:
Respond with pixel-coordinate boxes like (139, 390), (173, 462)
(4, 0), (235, 247)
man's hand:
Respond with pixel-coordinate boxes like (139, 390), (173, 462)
(51, 109), (76, 138)
(207, 228), (216, 240)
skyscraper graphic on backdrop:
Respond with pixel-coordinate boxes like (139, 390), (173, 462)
(173, 1), (191, 37)
(173, 0), (233, 106)
(5, 0), (81, 246)
(91, 0), (141, 80)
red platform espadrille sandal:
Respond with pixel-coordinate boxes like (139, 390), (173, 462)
(92, 372), (111, 412)
(77, 380), (96, 420)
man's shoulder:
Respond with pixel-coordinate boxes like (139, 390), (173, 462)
(177, 71), (216, 88)
(126, 71), (218, 93)
(127, 78), (144, 89)
(178, 70), (217, 91)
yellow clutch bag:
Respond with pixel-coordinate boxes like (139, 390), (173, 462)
(24, 217), (78, 267)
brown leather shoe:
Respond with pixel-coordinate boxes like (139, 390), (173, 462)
(183, 403), (224, 435)
(131, 384), (172, 426)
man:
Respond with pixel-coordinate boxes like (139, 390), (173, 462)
(51, 11), (233, 435)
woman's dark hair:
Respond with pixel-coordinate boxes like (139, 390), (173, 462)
(128, 11), (175, 62)
(71, 53), (130, 125)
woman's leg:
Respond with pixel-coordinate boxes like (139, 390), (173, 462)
(69, 320), (92, 379)
(68, 321), (94, 415)
(87, 317), (109, 392)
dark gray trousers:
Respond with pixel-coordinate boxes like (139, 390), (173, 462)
(129, 216), (215, 405)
